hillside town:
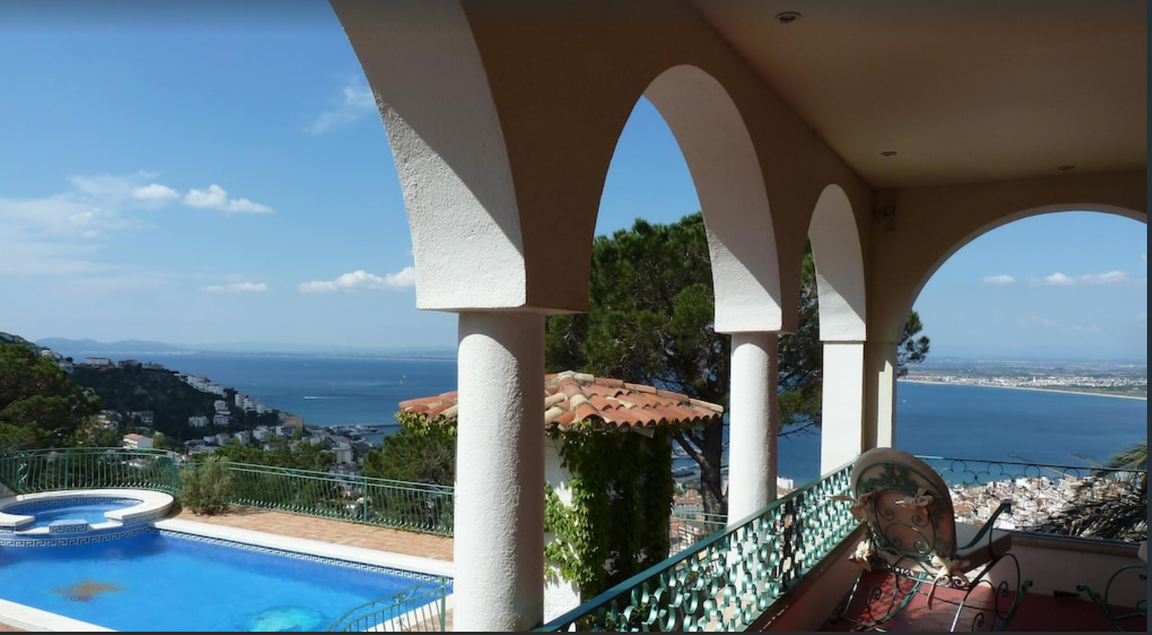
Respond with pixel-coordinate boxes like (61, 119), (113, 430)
(37, 348), (380, 476)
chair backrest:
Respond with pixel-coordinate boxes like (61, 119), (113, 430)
(850, 447), (957, 572)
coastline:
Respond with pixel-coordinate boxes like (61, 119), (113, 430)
(898, 378), (1147, 402)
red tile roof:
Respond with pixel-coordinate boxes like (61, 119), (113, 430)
(397, 370), (724, 432)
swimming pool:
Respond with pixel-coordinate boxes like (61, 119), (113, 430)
(0, 518), (454, 631)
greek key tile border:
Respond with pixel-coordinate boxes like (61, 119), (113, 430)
(0, 524), (153, 547)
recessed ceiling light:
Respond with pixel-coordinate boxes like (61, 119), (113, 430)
(880, 151), (897, 157)
(775, 11), (801, 24)
(1058, 165), (1076, 171)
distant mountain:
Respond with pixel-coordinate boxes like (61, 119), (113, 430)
(36, 338), (189, 355)
(31, 336), (456, 360)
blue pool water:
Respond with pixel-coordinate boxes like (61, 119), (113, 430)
(4, 500), (136, 529)
(0, 531), (448, 631)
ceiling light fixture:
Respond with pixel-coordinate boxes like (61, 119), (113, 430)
(775, 11), (801, 24)
(880, 151), (897, 157)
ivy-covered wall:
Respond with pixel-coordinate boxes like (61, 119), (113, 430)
(543, 425), (675, 600)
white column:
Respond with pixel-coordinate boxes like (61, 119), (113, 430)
(454, 311), (545, 631)
(819, 341), (866, 474)
(863, 340), (899, 450)
(727, 332), (779, 525)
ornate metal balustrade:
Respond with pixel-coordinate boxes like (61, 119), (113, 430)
(226, 462), (455, 536)
(0, 447), (181, 494)
(325, 577), (450, 632)
(916, 455), (1147, 542)
(0, 449), (455, 537)
(536, 463), (857, 632)
(669, 508), (728, 555)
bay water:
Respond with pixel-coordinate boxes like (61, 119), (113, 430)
(63, 351), (1146, 485)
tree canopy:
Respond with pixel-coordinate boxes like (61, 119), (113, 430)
(545, 212), (929, 515)
(0, 341), (102, 450)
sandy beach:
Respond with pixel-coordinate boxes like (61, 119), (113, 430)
(899, 378), (1147, 401)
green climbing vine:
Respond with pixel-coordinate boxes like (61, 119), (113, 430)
(381, 411), (684, 602)
(543, 423), (677, 600)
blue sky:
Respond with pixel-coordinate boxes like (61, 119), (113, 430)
(0, 3), (1145, 362)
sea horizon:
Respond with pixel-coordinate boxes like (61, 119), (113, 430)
(40, 348), (1147, 486)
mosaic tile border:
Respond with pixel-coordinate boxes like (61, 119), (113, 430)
(0, 524), (153, 547)
(158, 528), (450, 584)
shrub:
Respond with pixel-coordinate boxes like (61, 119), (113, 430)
(178, 455), (233, 515)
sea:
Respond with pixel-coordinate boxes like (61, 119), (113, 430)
(60, 350), (1147, 486)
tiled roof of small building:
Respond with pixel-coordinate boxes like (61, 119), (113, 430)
(397, 370), (724, 432)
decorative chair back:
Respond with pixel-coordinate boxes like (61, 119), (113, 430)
(851, 447), (957, 574)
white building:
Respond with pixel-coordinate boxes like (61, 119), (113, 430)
(123, 433), (153, 450)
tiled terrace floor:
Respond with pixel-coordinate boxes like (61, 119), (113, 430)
(818, 569), (1146, 632)
(170, 505), (454, 561)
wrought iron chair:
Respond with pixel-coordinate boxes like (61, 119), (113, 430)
(833, 447), (1031, 631)
(1076, 540), (1147, 631)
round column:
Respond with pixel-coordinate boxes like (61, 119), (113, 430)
(454, 311), (545, 631)
(819, 341), (866, 473)
(727, 332), (779, 524)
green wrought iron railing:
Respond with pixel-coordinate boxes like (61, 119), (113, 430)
(325, 577), (450, 632)
(917, 455), (1147, 542)
(225, 462), (454, 536)
(669, 508), (728, 555)
(535, 462), (857, 632)
(0, 448), (455, 536)
(0, 447), (182, 494)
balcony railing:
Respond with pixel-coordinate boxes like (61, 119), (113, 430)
(225, 462), (454, 536)
(325, 577), (451, 632)
(918, 455), (1147, 541)
(0, 447), (182, 494)
(0, 448), (455, 537)
(536, 463), (857, 631)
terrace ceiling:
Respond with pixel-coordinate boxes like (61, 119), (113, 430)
(687, 0), (1147, 189)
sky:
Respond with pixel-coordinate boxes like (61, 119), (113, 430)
(0, 3), (1146, 362)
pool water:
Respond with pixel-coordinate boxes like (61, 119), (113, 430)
(4, 500), (136, 529)
(0, 531), (447, 631)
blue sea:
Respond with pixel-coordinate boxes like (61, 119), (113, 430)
(63, 351), (1146, 485)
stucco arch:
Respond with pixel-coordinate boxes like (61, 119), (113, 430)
(332, 0), (528, 311)
(643, 65), (782, 333)
(896, 203), (1147, 340)
(869, 173), (1148, 345)
(809, 185), (867, 341)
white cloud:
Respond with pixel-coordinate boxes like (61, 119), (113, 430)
(1041, 272), (1074, 286)
(1031, 270), (1129, 286)
(0, 172), (272, 277)
(981, 274), (1014, 285)
(132, 183), (181, 202)
(298, 267), (416, 293)
(305, 80), (376, 135)
(202, 282), (271, 293)
(183, 184), (273, 214)
(1077, 270), (1128, 285)
(1019, 314), (1102, 333)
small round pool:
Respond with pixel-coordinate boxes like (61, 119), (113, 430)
(0, 489), (174, 544)
(3, 498), (141, 529)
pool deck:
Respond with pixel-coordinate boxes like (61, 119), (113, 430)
(168, 505), (455, 562)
